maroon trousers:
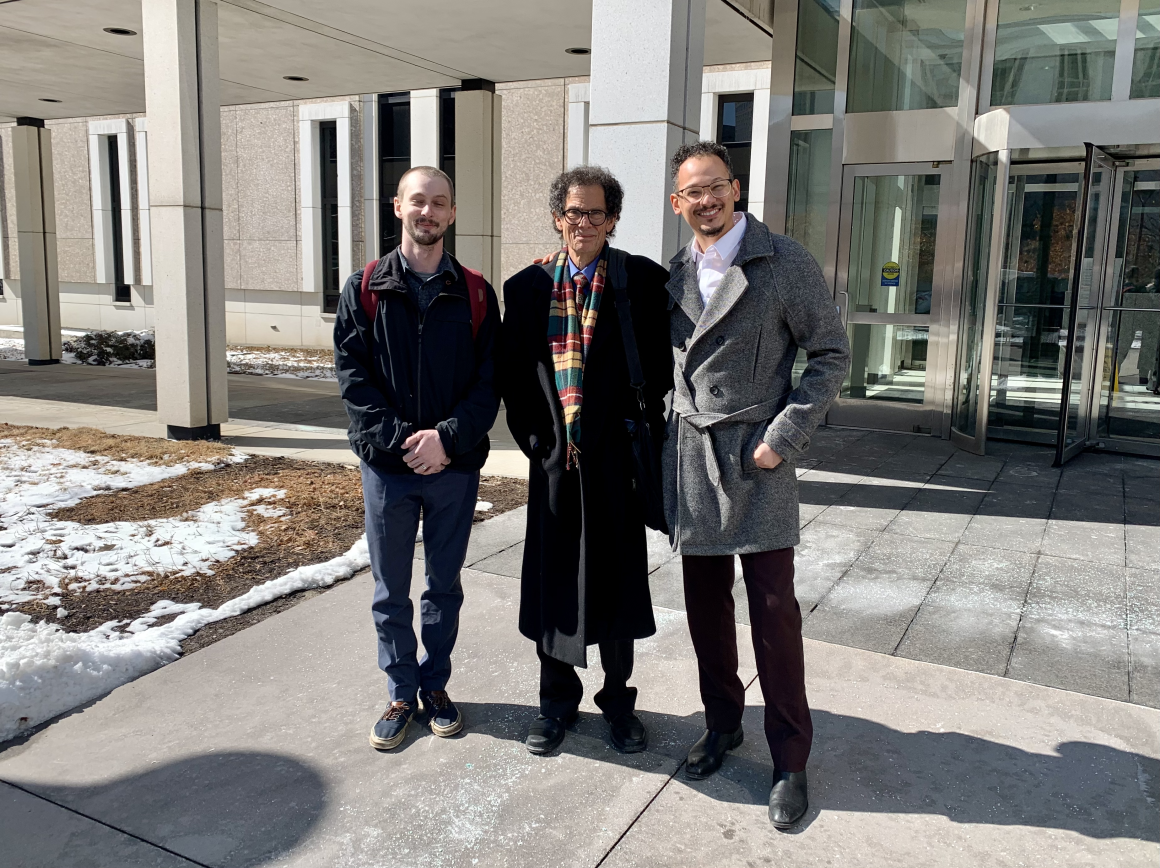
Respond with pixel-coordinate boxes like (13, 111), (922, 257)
(681, 548), (812, 772)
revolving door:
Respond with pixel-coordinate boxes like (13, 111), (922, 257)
(953, 146), (1160, 463)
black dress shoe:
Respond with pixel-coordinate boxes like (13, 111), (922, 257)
(606, 712), (648, 753)
(684, 727), (744, 779)
(768, 770), (808, 829)
(526, 711), (578, 755)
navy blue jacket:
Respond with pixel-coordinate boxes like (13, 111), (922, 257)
(333, 247), (501, 474)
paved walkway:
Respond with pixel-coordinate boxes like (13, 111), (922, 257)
(1, 515), (1156, 866)
(1, 361), (1158, 864)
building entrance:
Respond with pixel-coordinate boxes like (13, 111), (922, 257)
(953, 147), (1160, 462)
(829, 162), (956, 435)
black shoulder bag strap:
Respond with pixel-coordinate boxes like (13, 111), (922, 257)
(608, 248), (668, 533)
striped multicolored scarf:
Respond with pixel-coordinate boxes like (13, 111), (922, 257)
(548, 245), (608, 468)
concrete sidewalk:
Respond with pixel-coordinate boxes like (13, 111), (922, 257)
(0, 519), (1156, 866)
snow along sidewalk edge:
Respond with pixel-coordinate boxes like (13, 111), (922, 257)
(0, 535), (371, 744)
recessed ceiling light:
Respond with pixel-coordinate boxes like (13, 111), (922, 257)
(283, 75), (309, 82)
(38, 98), (62, 103)
(565, 47), (590, 55)
(103, 27), (137, 36)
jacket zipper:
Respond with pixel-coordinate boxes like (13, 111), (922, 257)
(415, 288), (464, 429)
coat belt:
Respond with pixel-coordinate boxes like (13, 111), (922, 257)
(672, 394), (786, 487)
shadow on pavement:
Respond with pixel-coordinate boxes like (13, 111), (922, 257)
(452, 701), (1158, 843)
(4, 751), (327, 866)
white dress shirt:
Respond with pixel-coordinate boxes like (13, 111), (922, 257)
(691, 212), (747, 310)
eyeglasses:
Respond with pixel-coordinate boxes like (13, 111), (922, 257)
(676, 178), (734, 203)
(562, 208), (610, 226)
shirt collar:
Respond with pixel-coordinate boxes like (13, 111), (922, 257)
(567, 256), (600, 282)
(691, 212), (747, 265)
(400, 249), (455, 279)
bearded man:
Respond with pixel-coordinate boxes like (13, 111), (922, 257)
(334, 166), (500, 751)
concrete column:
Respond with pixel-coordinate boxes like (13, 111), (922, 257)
(135, 118), (153, 286)
(410, 88), (440, 169)
(361, 94), (379, 261)
(11, 118), (61, 365)
(588, 0), (705, 263)
(142, 0), (227, 440)
(454, 80), (501, 285)
(566, 83), (590, 169)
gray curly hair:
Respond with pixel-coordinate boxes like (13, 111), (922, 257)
(548, 165), (624, 238)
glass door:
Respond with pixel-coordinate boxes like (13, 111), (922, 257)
(1094, 159), (1160, 455)
(1055, 145), (1116, 465)
(830, 163), (954, 433)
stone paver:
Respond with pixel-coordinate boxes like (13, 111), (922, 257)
(3, 570), (1153, 867)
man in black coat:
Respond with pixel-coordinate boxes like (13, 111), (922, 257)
(334, 166), (500, 751)
(499, 166), (673, 755)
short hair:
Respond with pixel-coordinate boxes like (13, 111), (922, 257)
(669, 141), (733, 190)
(396, 165), (455, 204)
(548, 165), (624, 238)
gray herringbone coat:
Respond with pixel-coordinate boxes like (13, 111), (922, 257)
(663, 215), (850, 555)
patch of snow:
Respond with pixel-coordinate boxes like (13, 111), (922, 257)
(475, 501), (493, 512)
(0, 535), (370, 742)
(0, 440), (263, 607)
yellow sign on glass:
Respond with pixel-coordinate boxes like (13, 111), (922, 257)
(881, 261), (900, 287)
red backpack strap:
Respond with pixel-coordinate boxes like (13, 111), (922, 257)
(461, 266), (488, 340)
(359, 259), (380, 324)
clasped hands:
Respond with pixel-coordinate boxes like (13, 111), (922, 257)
(404, 429), (450, 475)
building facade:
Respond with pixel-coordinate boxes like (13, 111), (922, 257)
(1, 0), (1157, 459)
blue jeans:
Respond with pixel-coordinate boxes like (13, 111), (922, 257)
(361, 462), (480, 704)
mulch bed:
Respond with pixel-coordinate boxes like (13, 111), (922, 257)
(7, 439), (527, 655)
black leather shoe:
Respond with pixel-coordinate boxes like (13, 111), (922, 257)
(606, 712), (648, 753)
(768, 770), (809, 829)
(526, 711), (578, 755)
(684, 727), (744, 779)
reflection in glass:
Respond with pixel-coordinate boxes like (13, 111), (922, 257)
(843, 324), (929, 403)
(1099, 167), (1160, 444)
(847, 174), (940, 315)
(989, 304), (1070, 435)
(1100, 310), (1160, 442)
(786, 129), (833, 266)
(987, 169), (1083, 440)
(996, 173), (1079, 307)
(1112, 170), (1160, 308)
(439, 88), (457, 255)
(846, 0), (968, 113)
(717, 94), (754, 212)
(793, 0), (840, 115)
(991, 0), (1119, 106)
(954, 155), (998, 438)
(1132, 0), (1160, 98)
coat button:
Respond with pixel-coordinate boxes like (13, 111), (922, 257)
(710, 385), (720, 396)
(445, 279), (453, 286)
(716, 336), (725, 346)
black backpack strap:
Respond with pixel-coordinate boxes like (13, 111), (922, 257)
(608, 248), (646, 397)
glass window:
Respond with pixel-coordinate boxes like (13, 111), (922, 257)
(847, 0), (968, 113)
(717, 94), (754, 212)
(319, 121), (340, 314)
(1133, 0), (1160, 99)
(793, 0), (840, 115)
(843, 324), (930, 402)
(378, 92), (410, 255)
(785, 129), (833, 266)
(439, 88), (457, 255)
(107, 136), (130, 304)
(1112, 169), (1160, 309)
(991, 0), (1119, 107)
(1099, 310), (1160, 442)
(847, 173), (941, 316)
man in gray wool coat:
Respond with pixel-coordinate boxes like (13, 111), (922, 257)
(664, 141), (850, 829)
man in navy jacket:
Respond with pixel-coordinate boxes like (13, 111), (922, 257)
(334, 166), (500, 750)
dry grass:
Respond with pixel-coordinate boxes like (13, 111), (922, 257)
(7, 428), (528, 655)
(0, 423), (234, 466)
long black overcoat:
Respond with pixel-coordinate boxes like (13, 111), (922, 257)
(499, 250), (673, 667)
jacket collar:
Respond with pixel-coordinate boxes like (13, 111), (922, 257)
(369, 247), (463, 296)
(667, 212), (775, 337)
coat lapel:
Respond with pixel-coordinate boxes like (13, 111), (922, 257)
(688, 214), (776, 351)
(666, 247), (704, 325)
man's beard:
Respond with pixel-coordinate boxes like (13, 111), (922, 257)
(405, 218), (447, 247)
(695, 206), (727, 237)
